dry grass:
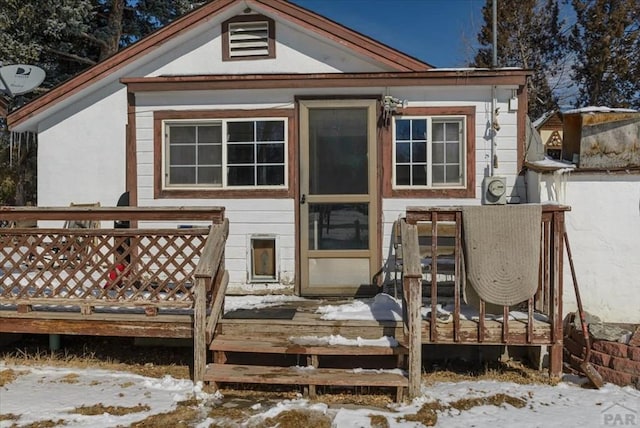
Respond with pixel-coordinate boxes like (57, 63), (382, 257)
(369, 414), (391, 428)
(0, 368), (28, 387)
(400, 400), (446, 426)
(0, 335), (191, 379)
(0, 413), (20, 422)
(6, 420), (66, 427)
(257, 409), (332, 428)
(72, 403), (151, 416)
(422, 360), (559, 386)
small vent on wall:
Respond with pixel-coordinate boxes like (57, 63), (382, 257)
(228, 21), (269, 57)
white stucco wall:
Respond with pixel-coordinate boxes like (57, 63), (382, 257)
(37, 81), (127, 209)
(527, 171), (640, 323)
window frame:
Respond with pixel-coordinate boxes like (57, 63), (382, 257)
(222, 14), (276, 61)
(154, 110), (295, 199)
(393, 115), (466, 189)
(383, 106), (476, 198)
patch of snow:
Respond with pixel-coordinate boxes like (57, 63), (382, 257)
(289, 335), (399, 348)
(316, 293), (403, 321)
(2, 362), (639, 427)
(223, 294), (307, 314)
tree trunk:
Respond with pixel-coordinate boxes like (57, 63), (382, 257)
(100, 0), (125, 61)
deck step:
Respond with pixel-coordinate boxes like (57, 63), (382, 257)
(204, 363), (408, 388)
(209, 335), (408, 356)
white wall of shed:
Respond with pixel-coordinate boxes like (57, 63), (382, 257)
(527, 170), (640, 323)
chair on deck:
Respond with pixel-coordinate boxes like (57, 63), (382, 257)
(61, 202), (101, 265)
(392, 218), (457, 299)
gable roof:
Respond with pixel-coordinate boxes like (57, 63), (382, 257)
(8, 0), (431, 130)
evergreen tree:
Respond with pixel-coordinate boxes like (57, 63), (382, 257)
(569, 0), (640, 108)
(471, 0), (569, 120)
(0, 0), (207, 205)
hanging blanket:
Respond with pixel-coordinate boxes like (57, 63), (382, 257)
(462, 204), (542, 306)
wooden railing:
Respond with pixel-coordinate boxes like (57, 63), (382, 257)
(400, 205), (570, 395)
(0, 206), (228, 383)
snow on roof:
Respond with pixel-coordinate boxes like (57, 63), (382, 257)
(525, 156), (577, 173)
(563, 106), (638, 114)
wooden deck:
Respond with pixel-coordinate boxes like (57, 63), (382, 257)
(1, 204), (568, 402)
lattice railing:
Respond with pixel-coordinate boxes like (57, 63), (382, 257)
(0, 207), (226, 313)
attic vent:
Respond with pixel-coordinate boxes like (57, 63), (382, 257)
(229, 21), (269, 57)
(222, 15), (275, 61)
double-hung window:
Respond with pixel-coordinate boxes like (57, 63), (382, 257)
(393, 116), (465, 188)
(164, 118), (287, 189)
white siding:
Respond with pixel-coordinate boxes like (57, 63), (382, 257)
(137, 85), (521, 290)
(528, 171), (640, 323)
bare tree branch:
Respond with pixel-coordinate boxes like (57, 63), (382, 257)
(45, 47), (96, 66)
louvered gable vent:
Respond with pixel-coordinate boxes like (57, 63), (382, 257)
(228, 20), (269, 57)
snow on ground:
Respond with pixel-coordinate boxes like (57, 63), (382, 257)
(1, 362), (639, 427)
(2, 294), (639, 426)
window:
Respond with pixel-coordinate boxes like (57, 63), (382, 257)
(394, 116), (465, 188)
(222, 15), (275, 61)
(164, 118), (287, 189)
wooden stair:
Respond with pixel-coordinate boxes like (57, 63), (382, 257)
(204, 334), (409, 401)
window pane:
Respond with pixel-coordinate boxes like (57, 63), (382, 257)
(170, 127), (195, 144)
(446, 142), (460, 162)
(228, 144), (254, 163)
(396, 142), (411, 163)
(257, 165), (284, 185)
(412, 119), (427, 140)
(308, 108), (368, 195)
(198, 167), (222, 185)
(257, 143), (284, 163)
(412, 165), (427, 185)
(198, 125), (222, 144)
(412, 141), (426, 162)
(445, 122), (460, 141)
(432, 142), (444, 163)
(432, 122), (444, 141)
(228, 122), (254, 142)
(228, 166), (254, 185)
(170, 145), (195, 165)
(256, 121), (284, 141)
(198, 144), (221, 165)
(308, 203), (368, 250)
(445, 165), (461, 183)
(396, 165), (410, 185)
(395, 120), (410, 140)
(432, 165), (445, 184)
(169, 167), (195, 184)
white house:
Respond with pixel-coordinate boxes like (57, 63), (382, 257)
(8, 0), (531, 297)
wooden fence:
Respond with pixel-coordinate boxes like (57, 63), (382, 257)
(400, 205), (569, 397)
(0, 206), (228, 383)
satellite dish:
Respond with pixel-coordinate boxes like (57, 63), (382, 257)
(0, 64), (46, 96)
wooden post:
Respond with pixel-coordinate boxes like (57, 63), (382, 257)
(401, 221), (422, 400)
(193, 276), (207, 384)
(549, 211), (565, 379)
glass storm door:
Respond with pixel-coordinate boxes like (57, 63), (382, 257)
(299, 100), (378, 296)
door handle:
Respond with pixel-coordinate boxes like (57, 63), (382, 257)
(300, 194), (306, 204)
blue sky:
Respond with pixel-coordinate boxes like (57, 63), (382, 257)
(290, 0), (486, 68)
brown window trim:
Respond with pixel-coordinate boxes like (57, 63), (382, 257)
(154, 109), (295, 199)
(382, 106), (476, 198)
(222, 14), (276, 61)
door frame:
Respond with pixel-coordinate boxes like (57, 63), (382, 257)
(297, 99), (379, 297)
